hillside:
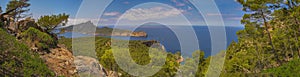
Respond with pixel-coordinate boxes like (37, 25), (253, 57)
(0, 28), (54, 76)
(218, 0), (300, 76)
(58, 37), (187, 77)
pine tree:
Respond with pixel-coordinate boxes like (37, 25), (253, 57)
(37, 13), (69, 32)
(6, 0), (30, 22)
(237, 0), (282, 64)
(37, 13), (69, 44)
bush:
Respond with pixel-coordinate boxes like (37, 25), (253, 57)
(263, 59), (300, 76)
(0, 28), (54, 76)
(20, 27), (56, 51)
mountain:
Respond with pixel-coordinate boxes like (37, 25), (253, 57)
(62, 21), (97, 34)
(61, 21), (147, 37)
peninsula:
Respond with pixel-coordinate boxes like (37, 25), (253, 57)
(61, 21), (147, 37)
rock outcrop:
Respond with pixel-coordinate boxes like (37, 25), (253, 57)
(176, 56), (184, 63)
(41, 45), (78, 76)
(142, 40), (166, 51)
(41, 45), (116, 77)
(74, 56), (107, 77)
(130, 31), (147, 37)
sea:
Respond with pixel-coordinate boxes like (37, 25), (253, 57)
(59, 25), (244, 57)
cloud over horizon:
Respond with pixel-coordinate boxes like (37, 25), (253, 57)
(103, 12), (120, 16)
(121, 7), (184, 21)
(66, 18), (99, 26)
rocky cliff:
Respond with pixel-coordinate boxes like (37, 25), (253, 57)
(41, 45), (115, 77)
(41, 44), (78, 76)
(142, 40), (166, 51)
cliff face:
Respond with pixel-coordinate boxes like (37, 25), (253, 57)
(130, 31), (147, 37)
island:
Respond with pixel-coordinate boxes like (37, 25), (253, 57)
(60, 21), (147, 37)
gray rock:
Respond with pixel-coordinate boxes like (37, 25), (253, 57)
(74, 56), (107, 77)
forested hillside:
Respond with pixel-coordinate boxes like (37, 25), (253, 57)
(220, 0), (300, 76)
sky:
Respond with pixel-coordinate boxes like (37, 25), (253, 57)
(0, 0), (244, 27)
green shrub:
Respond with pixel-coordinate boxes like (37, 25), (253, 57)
(0, 28), (54, 76)
(20, 27), (56, 50)
(263, 59), (300, 76)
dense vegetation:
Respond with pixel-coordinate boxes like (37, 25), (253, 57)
(0, 28), (54, 76)
(220, 0), (300, 76)
(59, 37), (212, 77)
(20, 27), (56, 52)
(59, 37), (185, 76)
(263, 59), (300, 76)
(0, 0), (72, 76)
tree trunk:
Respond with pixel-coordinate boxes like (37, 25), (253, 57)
(261, 10), (280, 64)
(0, 8), (17, 19)
(261, 11), (275, 53)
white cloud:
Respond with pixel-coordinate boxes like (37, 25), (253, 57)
(66, 18), (99, 26)
(103, 12), (120, 16)
(206, 13), (236, 16)
(121, 7), (184, 21)
(206, 13), (221, 16)
(171, 0), (186, 6)
(227, 17), (242, 20)
(65, 17), (120, 26)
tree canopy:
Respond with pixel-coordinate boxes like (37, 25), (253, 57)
(6, 0), (30, 21)
(220, 0), (300, 76)
(37, 13), (69, 32)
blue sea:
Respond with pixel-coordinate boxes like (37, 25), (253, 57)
(60, 25), (243, 57)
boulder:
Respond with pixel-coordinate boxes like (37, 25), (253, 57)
(74, 56), (107, 77)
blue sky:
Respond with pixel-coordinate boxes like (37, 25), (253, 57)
(0, 0), (244, 27)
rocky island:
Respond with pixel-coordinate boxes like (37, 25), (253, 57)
(61, 21), (147, 37)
